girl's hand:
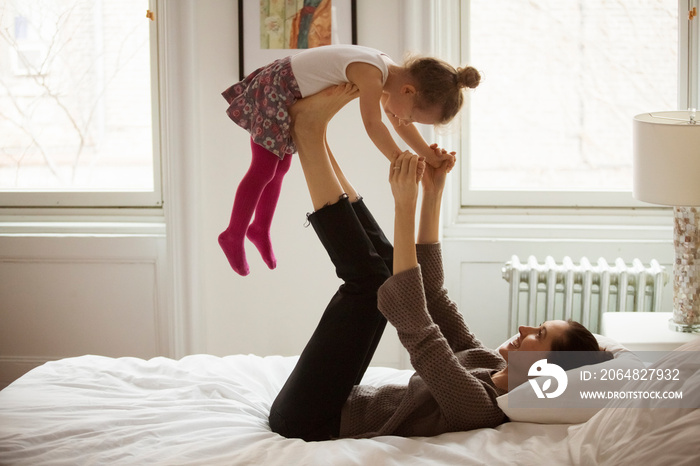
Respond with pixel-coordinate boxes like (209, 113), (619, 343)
(422, 145), (453, 195)
(423, 144), (456, 171)
(389, 151), (424, 210)
(428, 143), (456, 172)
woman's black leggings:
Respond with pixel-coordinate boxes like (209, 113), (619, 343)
(268, 197), (393, 441)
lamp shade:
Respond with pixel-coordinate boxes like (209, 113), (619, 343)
(633, 111), (700, 207)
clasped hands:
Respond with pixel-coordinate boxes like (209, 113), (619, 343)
(390, 144), (454, 209)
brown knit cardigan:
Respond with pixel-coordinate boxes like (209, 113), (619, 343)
(339, 243), (508, 438)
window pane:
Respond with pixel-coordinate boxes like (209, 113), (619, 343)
(468, 0), (678, 192)
(0, 0), (154, 192)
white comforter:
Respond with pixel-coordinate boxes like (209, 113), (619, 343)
(1, 345), (698, 466)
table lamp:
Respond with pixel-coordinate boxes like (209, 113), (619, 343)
(633, 110), (700, 332)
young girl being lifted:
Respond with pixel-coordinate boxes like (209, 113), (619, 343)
(219, 44), (480, 275)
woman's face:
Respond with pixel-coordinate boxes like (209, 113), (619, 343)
(497, 320), (570, 362)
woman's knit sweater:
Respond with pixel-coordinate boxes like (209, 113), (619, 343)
(339, 243), (508, 438)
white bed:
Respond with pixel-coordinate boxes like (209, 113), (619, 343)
(1, 338), (698, 466)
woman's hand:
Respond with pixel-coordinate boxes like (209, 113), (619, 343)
(390, 151), (424, 274)
(390, 151), (424, 211)
(416, 146), (452, 245)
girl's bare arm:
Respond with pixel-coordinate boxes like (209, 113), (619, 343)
(387, 116), (442, 167)
(346, 63), (403, 162)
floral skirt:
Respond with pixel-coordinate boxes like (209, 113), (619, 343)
(222, 57), (302, 159)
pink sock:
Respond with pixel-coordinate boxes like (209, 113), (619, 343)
(247, 153), (292, 269)
(219, 139), (279, 275)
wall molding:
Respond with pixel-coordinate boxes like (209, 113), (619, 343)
(0, 356), (58, 389)
(159, 0), (204, 358)
(0, 235), (169, 386)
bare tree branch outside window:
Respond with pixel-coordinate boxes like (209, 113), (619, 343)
(0, 0), (153, 191)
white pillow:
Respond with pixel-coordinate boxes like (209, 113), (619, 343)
(566, 338), (700, 464)
(496, 334), (643, 424)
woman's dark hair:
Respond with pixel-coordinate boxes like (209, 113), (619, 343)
(548, 320), (614, 371)
(404, 56), (481, 124)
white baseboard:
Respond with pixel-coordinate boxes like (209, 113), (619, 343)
(0, 356), (56, 390)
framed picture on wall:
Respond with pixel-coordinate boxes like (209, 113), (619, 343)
(238, 0), (358, 80)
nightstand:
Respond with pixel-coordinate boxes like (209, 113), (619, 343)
(600, 312), (699, 351)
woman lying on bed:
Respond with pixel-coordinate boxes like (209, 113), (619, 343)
(269, 84), (612, 441)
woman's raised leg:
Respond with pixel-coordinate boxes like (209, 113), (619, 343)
(323, 139), (393, 271)
(269, 85), (390, 441)
(323, 135), (392, 383)
(288, 85), (355, 210)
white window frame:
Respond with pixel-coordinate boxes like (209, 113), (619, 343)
(446, 0), (699, 210)
(0, 0), (163, 209)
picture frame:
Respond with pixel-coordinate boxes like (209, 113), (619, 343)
(238, 0), (357, 80)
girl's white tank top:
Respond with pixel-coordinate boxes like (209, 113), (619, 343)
(290, 44), (394, 97)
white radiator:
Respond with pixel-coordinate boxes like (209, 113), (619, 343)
(502, 256), (669, 335)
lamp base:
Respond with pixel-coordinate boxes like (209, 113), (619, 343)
(668, 318), (700, 333)
(670, 206), (699, 333)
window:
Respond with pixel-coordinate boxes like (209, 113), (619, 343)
(459, 0), (697, 207)
(0, 0), (160, 207)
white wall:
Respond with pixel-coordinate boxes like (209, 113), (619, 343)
(0, 0), (675, 388)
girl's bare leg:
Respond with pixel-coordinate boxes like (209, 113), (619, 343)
(290, 84), (359, 210)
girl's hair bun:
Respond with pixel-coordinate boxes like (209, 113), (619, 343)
(456, 66), (481, 89)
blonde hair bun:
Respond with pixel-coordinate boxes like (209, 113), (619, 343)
(456, 66), (481, 89)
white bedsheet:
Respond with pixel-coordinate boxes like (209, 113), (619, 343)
(1, 344), (699, 466)
(0, 354), (574, 466)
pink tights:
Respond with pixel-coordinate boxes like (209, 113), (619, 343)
(219, 139), (293, 275)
